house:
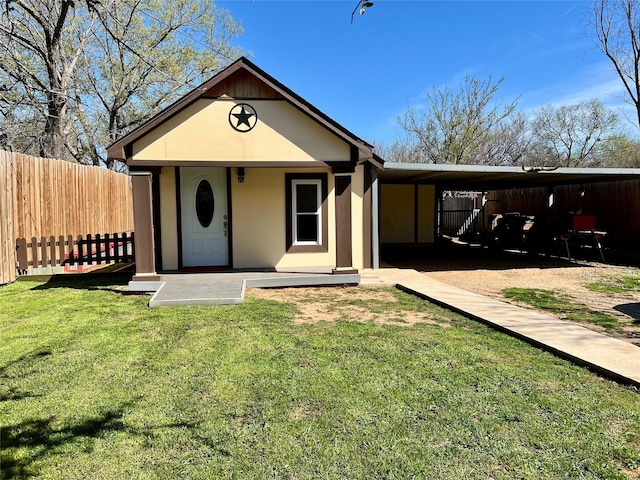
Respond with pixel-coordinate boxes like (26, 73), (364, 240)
(107, 57), (383, 285)
(108, 57), (640, 291)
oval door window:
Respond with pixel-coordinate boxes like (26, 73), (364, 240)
(195, 179), (214, 228)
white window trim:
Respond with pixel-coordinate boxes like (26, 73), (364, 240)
(292, 179), (322, 246)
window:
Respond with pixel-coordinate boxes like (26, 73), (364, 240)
(286, 173), (328, 253)
(292, 180), (321, 244)
(195, 179), (215, 228)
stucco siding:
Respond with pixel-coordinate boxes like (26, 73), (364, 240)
(231, 167), (337, 271)
(159, 167), (179, 270)
(380, 184), (435, 244)
(380, 184), (415, 243)
(132, 100), (350, 163)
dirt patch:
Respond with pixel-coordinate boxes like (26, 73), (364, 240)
(289, 401), (323, 420)
(423, 261), (640, 345)
(246, 286), (451, 327)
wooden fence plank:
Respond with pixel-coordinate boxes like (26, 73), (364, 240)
(49, 235), (56, 267)
(40, 236), (47, 268)
(58, 235), (65, 266)
(105, 233), (112, 264)
(1, 152), (15, 283)
(31, 236), (37, 268)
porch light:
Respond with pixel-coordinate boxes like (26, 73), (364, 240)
(237, 167), (245, 183)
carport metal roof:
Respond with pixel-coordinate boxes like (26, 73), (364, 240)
(379, 162), (640, 190)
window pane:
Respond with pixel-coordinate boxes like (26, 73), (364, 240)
(195, 179), (214, 228)
(296, 184), (318, 213)
(296, 214), (318, 242)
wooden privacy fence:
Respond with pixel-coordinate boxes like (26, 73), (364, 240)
(1, 150), (134, 284)
(484, 180), (640, 251)
(15, 232), (135, 274)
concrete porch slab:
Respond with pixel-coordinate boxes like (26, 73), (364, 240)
(146, 272), (360, 307)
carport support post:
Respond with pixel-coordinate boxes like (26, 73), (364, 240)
(131, 172), (158, 278)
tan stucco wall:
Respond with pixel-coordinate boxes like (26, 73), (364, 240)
(380, 184), (436, 244)
(159, 167), (179, 270)
(381, 184), (415, 243)
(132, 100), (350, 163)
(231, 167), (337, 272)
(417, 185), (435, 243)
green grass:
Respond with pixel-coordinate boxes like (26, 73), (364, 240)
(586, 270), (640, 297)
(1, 275), (639, 480)
(502, 287), (623, 332)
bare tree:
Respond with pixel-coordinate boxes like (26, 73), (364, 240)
(0, 0), (244, 167)
(398, 75), (520, 165)
(0, 1), (98, 160)
(482, 111), (531, 166)
(595, 134), (640, 166)
(591, 0), (640, 130)
(73, 0), (243, 168)
(372, 137), (423, 163)
(528, 99), (620, 167)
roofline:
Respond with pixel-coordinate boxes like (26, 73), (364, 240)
(384, 162), (640, 176)
(107, 56), (375, 162)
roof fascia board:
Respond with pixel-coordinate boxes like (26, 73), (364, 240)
(107, 57), (375, 163)
(239, 60), (375, 163)
(107, 61), (246, 160)
(385, 162), (640, 176)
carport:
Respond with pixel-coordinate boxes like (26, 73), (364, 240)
(373, 163), (640, 267)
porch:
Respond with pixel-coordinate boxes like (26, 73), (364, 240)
(130, 271), (361, 307)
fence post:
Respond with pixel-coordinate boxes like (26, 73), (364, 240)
(40, 237), (48, 268)
(16, 238), (27, 274)
(105, 233), (112, 264)
(49, 236), (56, 268)
(77, 234), (84, 267)
(113, 232), (120, 263)
(87, 234), (93, 265)
(58, 235), (65, 267)
(123, 232), (132, 263)
(95, 233), (101, 265)
(31, 237), (38, 269)
(67, 235), (74, 266)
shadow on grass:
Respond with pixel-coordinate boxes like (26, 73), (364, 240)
(614, 303), (640, 322)
(1, 404), (130, 480)
(24, 272), (131, 293)
(0, 351), (51, 405)
(1, 399), (200, 480)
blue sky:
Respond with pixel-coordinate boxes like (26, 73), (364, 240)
(217, 0), (631, 145)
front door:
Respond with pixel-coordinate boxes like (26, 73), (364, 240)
(180, 167), (228, 267)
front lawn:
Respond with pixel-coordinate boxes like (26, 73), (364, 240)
(586, 270), (640, 297)
(1, 276), (639, 479)
(502, 287), (623, 332)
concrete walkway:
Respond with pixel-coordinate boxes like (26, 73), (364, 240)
(361, 268), (640, 389)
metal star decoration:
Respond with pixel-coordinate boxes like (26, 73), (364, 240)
(229, 103), (257, 132)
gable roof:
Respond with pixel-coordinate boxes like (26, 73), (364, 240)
(107, 57), (382, 168)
